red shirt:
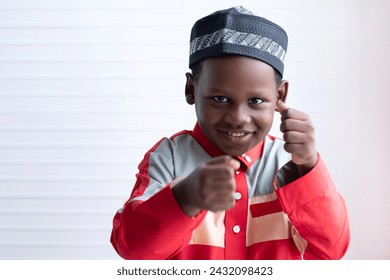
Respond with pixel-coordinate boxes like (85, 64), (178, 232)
(111, 123), (350, 259)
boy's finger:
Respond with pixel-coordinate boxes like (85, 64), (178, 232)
(209, 155), (241, 170)
(230, 158), (241, 170)
(276, 100), (289, 113)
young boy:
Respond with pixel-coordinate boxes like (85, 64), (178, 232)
(110, 6), (350, 260)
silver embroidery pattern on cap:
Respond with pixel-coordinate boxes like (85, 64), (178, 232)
(189, 28), (287, 63)
(234, 6), (256, 15)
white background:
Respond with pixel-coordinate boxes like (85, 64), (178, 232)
(0, 0), (389, 259)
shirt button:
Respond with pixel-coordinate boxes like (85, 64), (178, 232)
(235, 171), (240, 175)
(234, 192), (242, 200)
(233, 225), (240, 233)
(244, 155), (252, 163)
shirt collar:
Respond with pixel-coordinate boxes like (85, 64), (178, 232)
(191, 122), (264, 170)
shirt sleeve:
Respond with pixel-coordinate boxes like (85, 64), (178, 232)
(274, 155), (350, 259)
(110, 138), (206, 260)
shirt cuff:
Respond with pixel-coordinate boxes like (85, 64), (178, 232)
(145, 185), (206, 233)
(274, 154), (336, 215)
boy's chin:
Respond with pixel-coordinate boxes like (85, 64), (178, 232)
(219, 144), (255, 157)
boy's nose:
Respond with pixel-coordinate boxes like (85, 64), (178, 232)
(224, 105), (251, 126)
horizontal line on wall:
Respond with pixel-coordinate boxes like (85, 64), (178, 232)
(0, 113), (188, 118)
(0, 225), (108, 231)
(0, 110), (187, 115)
(0, 91), (125, 97)
(0, 24), (187, 29)
(0, 160), (131, 166)
(0, 126), (170, 132)
(0, 58), (182, 63)
(0, 143), (146, 149)
(0, 241), (107, 248)
(0, 177), (129, 183)
(0, 209), (115, 215)
(0, 6), (196, 11)
(0, 193), (123, 199)
(0, 4), (365, 11)
(0, 41), (177, 46)
(0, 93), (166, 98)
(0, 75), (180, 81)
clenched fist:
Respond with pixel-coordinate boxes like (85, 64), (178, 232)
(277, 100), (318, 175)
(172, 155), (241, 217)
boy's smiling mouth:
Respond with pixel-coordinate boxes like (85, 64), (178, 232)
(218, 129), (254, 139)
(227, 131), (247, 137)
(216, 129), (256, 154)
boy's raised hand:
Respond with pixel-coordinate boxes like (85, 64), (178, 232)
(173, 155), (240, 217)
(277, 101), (318, 175)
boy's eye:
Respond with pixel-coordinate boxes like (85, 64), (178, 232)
(248, 98), (263, 104)
(213, 96), (229, 103)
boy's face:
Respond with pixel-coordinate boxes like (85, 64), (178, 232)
(186, 55), (288, 156)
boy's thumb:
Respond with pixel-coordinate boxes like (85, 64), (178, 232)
(276, 100), (288, 113)
(230, 158), (241, 171)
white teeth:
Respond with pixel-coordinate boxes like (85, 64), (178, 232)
(227, 131), (245, 137)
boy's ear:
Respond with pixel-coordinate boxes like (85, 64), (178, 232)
(185, 72), (195, 105)
(275, 80), (289, 111)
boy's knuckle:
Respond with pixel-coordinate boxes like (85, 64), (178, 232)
(219, 165), (232, 176)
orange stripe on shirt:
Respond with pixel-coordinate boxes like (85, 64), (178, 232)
(246, 211), (291, 246)
(189, 211), (225, 247)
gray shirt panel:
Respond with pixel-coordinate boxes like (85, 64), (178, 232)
(246, 136), (291, 198)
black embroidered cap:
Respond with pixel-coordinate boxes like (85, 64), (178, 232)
(189, 6), (288, 77)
